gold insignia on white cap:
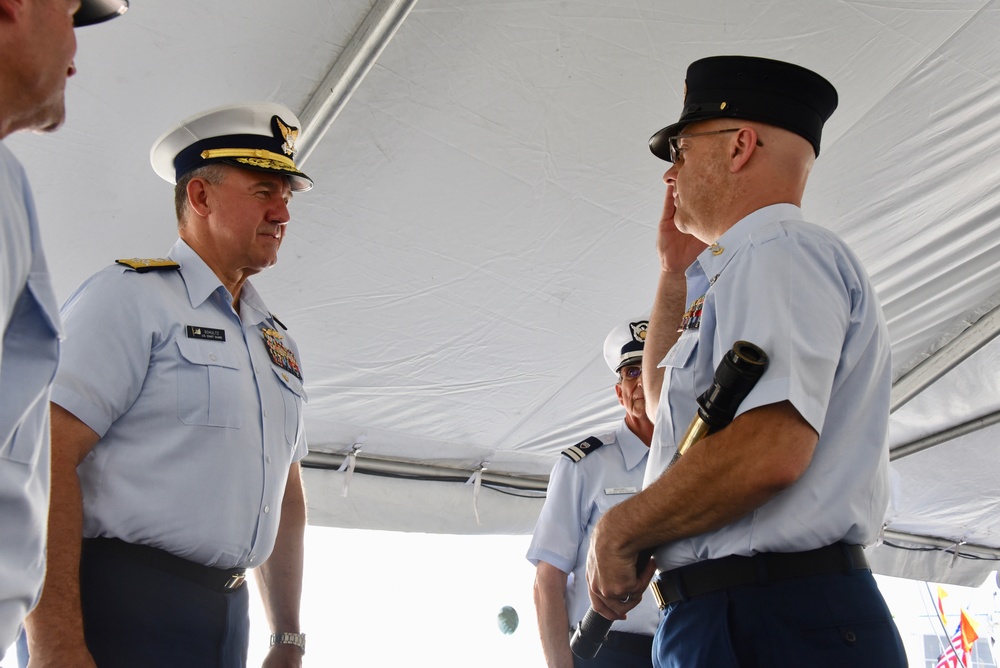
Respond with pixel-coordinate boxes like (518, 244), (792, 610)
(275, 117), (298, 156)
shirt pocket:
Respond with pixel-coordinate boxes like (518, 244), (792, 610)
(175, 338), (244, 428)
(656, 331), (700, 445)
(270, 365), (307, 446)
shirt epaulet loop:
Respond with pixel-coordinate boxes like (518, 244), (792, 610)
(270, 312), (289, 330)
(115, 258), (180, 273)
(561, 436), (605, 463)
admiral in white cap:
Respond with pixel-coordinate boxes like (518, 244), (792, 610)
(526, 319), (658, 668)
(27, 101), (312, 667)
(151, 102), (313, 192)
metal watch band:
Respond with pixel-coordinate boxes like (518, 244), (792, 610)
(270, 632), (306, 654)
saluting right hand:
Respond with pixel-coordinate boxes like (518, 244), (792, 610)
(658, 182), (707, 274)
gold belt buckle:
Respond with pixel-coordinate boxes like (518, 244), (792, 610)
(649, 578), (667, 610)
(224, 572), (246, 590)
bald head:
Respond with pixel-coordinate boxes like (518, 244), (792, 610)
(735, 121), (815, 206)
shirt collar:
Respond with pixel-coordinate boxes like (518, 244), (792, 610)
(689, 203), (804, 280)
(168, 239), (270, 326)
(616, 419), (650, 471)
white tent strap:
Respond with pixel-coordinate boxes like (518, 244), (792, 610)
(464, 465), (488, 525)
(337, 444), (365, 497)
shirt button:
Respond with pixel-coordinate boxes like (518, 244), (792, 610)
(266, 455), (272, 464)
(264, 505), (270, 514)
(209, 353), (217, 361)
(249, 554), (256, 563)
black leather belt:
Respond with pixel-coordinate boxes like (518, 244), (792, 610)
(83, 537), (247, 592)
(603, 630), (654, 658)
(651, 543), (868, 609)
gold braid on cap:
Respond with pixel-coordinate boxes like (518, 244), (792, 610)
(199, 148), (300, 172)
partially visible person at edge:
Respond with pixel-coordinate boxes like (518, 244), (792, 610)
(23, 102), (311, 668)
(585, 55), (907, 667)
(527, 319), (661, 668)
(0, 0), (127, 660)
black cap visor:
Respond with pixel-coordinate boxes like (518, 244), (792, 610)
(74, 0), (128, 27)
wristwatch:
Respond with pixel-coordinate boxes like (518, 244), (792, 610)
(270, 632), (306, 654)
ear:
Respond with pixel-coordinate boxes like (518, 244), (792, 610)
(0, 0), (27, 22)
(729, 127), (759, 172)
(615, 382), (626, 408)
(186, 177), (212, 218)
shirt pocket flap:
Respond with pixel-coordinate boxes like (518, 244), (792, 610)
(176, 337), (241, 369)
(658, 331), (698, 370)
(270, 364), (308, 401)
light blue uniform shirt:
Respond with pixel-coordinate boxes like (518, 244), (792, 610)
(527, 420), (661, 635)
(52, 239), (308, 570)
(0, 144), (62, 654)
(646, 204), (891, 572)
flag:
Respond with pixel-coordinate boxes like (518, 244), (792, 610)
(959, 609), (980, 656)
(937, 586), (949, 627)
(935, 625), (963, 668)
(935, 609), (981, 668)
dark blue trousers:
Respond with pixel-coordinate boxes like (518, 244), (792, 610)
(20, 541), (250, 668)
(81, 540), (251, 668)
(653, 569), (906, 667)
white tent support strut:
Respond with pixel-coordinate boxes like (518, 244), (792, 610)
(302, 451), (549, 492)
(890, 301), (1000, 414)
(881, 529), (1000, 560)
(295, 0), (420, 166)
(890, 408), (1000, 461)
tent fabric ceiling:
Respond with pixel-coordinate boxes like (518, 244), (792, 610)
(9, 0), (1000, 585)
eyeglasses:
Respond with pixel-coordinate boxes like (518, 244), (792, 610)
(667, 128), (763, 164)
(619, 366), (641, 382)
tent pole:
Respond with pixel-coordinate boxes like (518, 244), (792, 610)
(882, 529), (1000, 559)
(302, 451), (549, 492)
(890, 408), (1000, 460)
(295, 0), (420, 166)
(891, 301), (1000, 413)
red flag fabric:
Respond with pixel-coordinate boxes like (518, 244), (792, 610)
(934, 624), (963, 668)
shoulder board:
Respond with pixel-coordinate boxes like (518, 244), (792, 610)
(561, 436), (605, 463)
(270, 312), (289, 330)
(115, 258), (180, 273)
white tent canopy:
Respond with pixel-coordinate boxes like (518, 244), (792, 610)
(10, 0), (1000, 586)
